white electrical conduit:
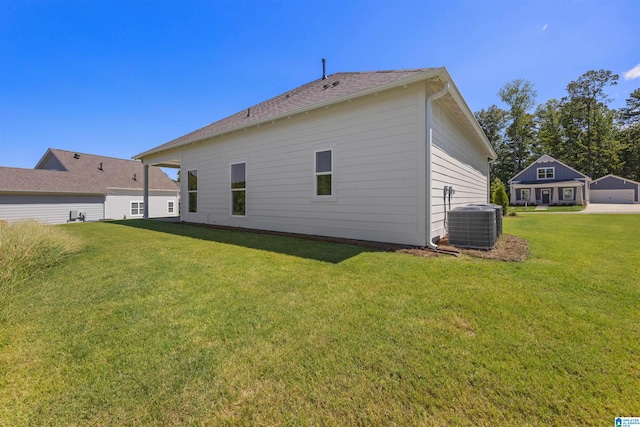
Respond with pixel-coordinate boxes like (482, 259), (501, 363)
(425, 81), (450, 250)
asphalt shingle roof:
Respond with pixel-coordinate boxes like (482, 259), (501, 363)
(0, 148), (178, 194)
(136, 69), (441, 158)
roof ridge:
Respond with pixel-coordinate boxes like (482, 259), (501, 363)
(135, 67), (445, 159)
(50, 148), (142, 163)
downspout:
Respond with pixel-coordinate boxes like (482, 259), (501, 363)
(487, 158), (492, 203)
(425, 81), (450, 249)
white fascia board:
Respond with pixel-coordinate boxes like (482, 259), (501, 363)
(438, 69), (496, 159)
(135, 69), (447, 160)
(33, 149), (56, 170)
(511, 155), (591, 183)
(510, 180), (585, 188)
(107, 187), (179, 193)
(591, 174), (640, 185)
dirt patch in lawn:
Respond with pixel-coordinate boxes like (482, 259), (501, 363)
(394, 234), (529, 262)
(179, 221), (529, 262)
(441, 234), (528, 262)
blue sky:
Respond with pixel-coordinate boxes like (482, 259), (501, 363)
(1, 0), (638, 177)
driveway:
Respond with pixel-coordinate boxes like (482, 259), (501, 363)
(581, 203), (640, 214)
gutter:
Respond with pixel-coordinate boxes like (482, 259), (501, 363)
(425, 81), (450, 250)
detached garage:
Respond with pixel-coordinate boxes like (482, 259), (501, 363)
(590, 174), (640, 204)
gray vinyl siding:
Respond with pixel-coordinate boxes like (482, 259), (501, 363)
(105, 190), (180, 220)
(590, 176), (639, 202)
(514, 161), (586, 183)
(37, 155), (67, 171)
(430, 97), (489, 242)
(0, 194), (104, 224)
(177, 85), (426, 246)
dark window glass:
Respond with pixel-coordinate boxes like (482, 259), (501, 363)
(231, 163), (246, 189)
(316, 150), (332, 173)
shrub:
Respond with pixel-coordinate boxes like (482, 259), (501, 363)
(490, 178), (509, 216)
(0, 221), (82, 315)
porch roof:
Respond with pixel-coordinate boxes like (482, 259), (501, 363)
(511, 180), (585, 189)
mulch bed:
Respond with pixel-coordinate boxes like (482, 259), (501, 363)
(182, 221), (530, 262)
(401, 234), (530, 262)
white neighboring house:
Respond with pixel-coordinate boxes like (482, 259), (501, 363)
(135, 67), (496, 247)
(0, 148), (179, 224)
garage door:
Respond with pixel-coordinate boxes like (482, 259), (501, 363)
(590, 189), (634, 204)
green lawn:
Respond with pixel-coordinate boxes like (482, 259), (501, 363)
(1, 215), (639, 425)
(509, 205), (586, 213)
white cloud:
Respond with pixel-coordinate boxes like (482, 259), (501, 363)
(542, 23), (548, 32)
(624, 64), (640, 80)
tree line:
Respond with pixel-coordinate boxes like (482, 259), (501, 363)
(475, 69), (640, 187)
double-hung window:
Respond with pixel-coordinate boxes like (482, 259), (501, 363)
(231, 163), (246, 216)
(131, 202), (144, 217)
(187, 170), (198, 213)
(563, 188), (574, 200)
(167, 201), (175, 214)
(537, 167), (554, 180)
(520, 189), (530, 201)
(315, 149), (333, 197)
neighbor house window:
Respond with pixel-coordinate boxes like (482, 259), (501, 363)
(168, 201), (174, 214)
(131, 202), (144, 217)
(231, 162), (246, 216)
(537, 167), (554, 179)
(563, 188), (574, 200)
(315, 149), (333, 196)
(520, 189), (530, 201)
(187, 170), (197, 213)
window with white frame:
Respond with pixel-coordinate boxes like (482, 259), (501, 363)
(520, 189), (530, 201)
(231, 162), (246, 216)
(131, 201), (144, 217)
(315, 149), (333, 197)
(168, 201), (175, 214)
(537, 167), (555, 179)
(187, 170), (197, 213)
(563, 188), (574, 200)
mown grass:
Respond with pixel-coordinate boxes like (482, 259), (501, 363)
(1, 216), (638, 425)
(510, 205), (586, 213)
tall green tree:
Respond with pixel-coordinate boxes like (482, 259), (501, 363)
(475, 105), (510, 185)
(534, 98), (564, 159)
(618, 88), (640, 181)
(498, 79), (537, 176)
(560, 69), (620, 177)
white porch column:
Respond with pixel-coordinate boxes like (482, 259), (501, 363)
(552, 186), (559, 204)
(143, 164), (149, 220)
(577, 185), (583, 204)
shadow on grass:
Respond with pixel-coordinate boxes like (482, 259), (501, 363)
(106, 219), (379, 264)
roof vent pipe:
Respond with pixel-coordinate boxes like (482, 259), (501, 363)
(98, 162), (103, 171)
(133, 173), (137, 181)
(322, 58), (327, 80)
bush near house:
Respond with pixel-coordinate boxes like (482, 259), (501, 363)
(491, 177), (509, 215)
